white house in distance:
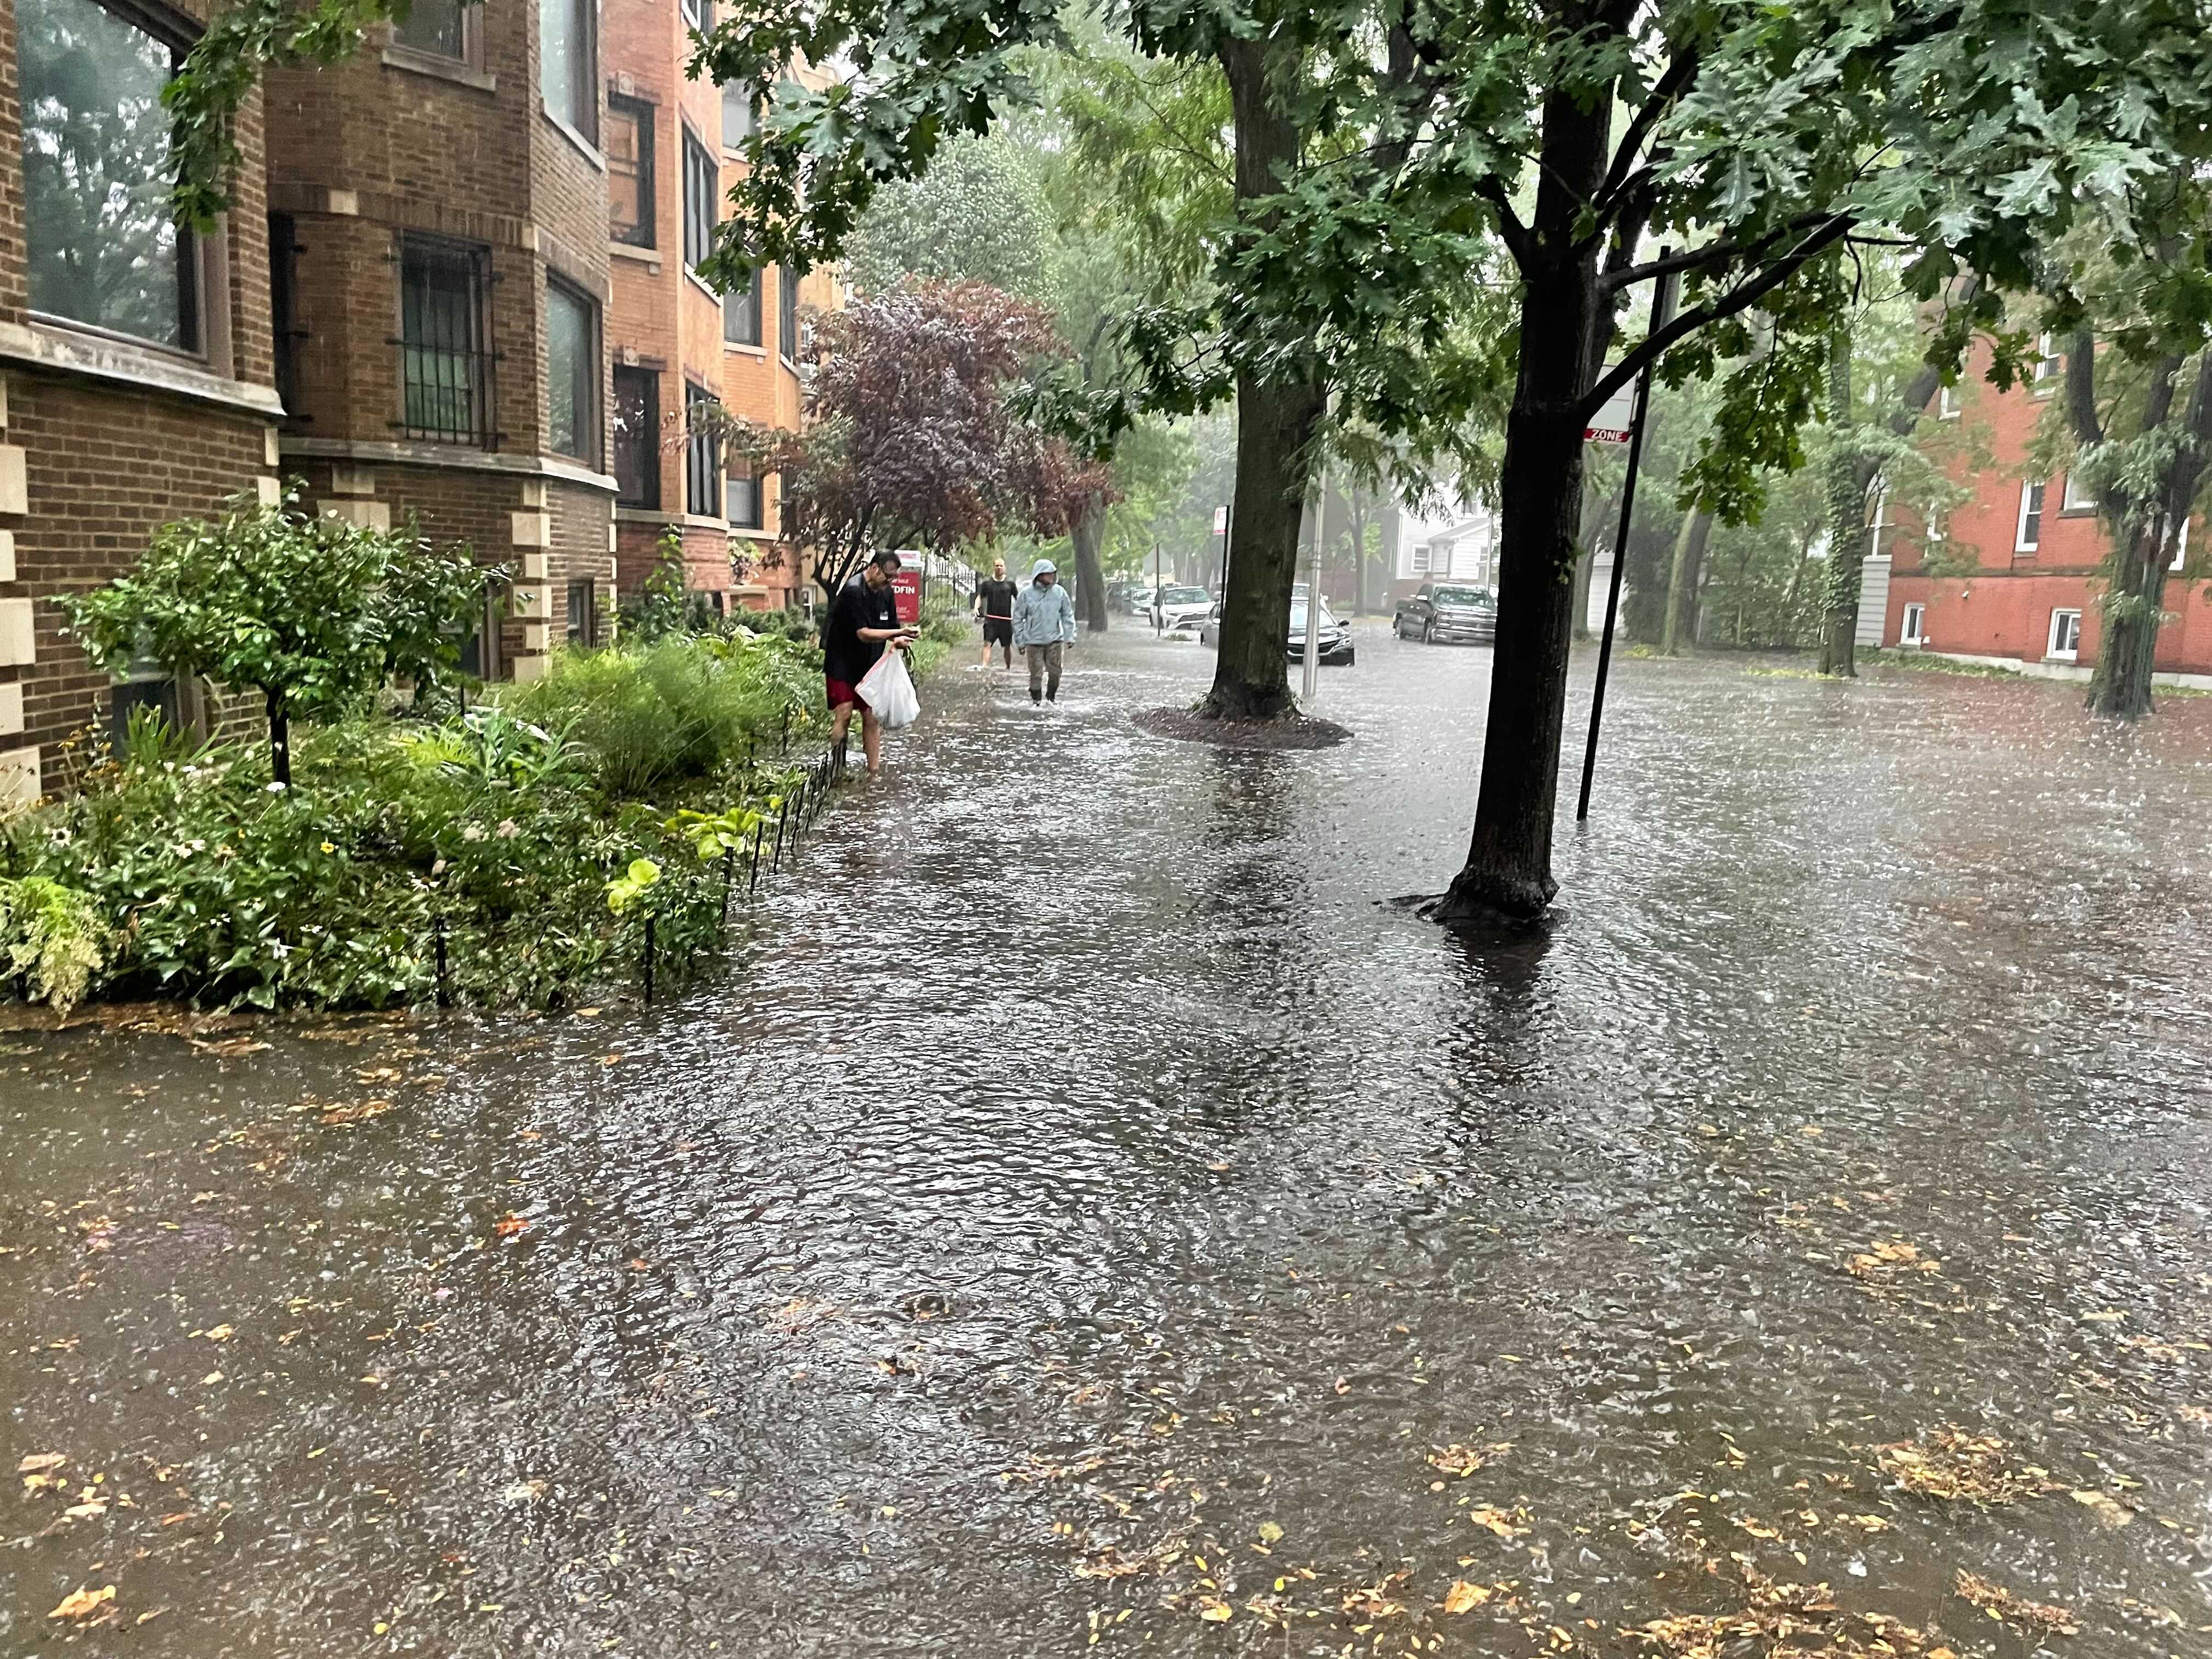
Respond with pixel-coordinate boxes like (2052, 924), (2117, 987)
(1392, 499), (1498, 596)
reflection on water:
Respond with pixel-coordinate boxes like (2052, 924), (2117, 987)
(4, 639), (2212, 1655)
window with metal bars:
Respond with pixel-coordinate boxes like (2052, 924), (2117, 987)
(398, 236), (493, 446)
(612, 365), (659, 509)
(685, 383), (721, 517)
(683, 130), (717, 274)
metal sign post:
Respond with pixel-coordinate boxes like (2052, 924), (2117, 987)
(1153, 543), (1164, 635)
(1577, 259), (1679, 823)
(1300, 533), (1322, 701)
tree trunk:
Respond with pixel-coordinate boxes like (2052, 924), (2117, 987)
(1429, 86), (1612, 927)
(1201, 375), (1325, 718)
(1070, 493), (1109, 633)
(1201, 38), (1323, 722)
(1818, 325), (1863, 676)
(265, 690), (291, 788)
(2092, 522), (2170, 718)
(1661, 510), (1711, 655)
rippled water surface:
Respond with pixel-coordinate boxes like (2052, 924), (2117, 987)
(5, 631), (2212, 1656)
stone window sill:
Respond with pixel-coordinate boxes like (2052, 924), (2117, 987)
(611, 243), (662, 267)
(725, 341), (766, 358)
(382, 44), (497, 94)
(0, 318), (281, 420)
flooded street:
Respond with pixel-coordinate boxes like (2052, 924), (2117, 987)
(6, 628), (2212, 1656)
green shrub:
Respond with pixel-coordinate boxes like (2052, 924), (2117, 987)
(0, 877), (111, 1013)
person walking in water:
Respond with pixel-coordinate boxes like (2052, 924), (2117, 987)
(1012, 557), (1076, 704)
(973, 556), (1017, 671)
(823, 550), (918, 777)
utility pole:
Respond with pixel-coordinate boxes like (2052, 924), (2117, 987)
(1577, 258), (1679, 823)
(1300, 514), (1322, 701)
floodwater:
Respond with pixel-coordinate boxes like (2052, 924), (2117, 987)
(5, 629), (2212, 1657)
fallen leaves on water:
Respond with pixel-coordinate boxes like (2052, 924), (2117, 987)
(2068, 1488), (2134, 1528)
(1429, 1442), (1511, 1478)
(1849, 1240), (1940, 1277)
(48, 1585), (115, 1621)
(1256, 1520), (1284, 1544)
(1639, 1562), (1934, 1659)
(1340, 1571), (1410, 1619)
(1195, 1596), (1234, 1622)
(1441, 1579), (1490, 1615)
(1465, 1505), (1528, 1539)
(1955, 1568), (2079, 1634)
(189, 1036), (270, 1058)
(493, 1214), (529, 1239)
(18, 1453), (66, 1475)
(501, 1480), (546, 1503)
(1873, 1427), (2053, 1503)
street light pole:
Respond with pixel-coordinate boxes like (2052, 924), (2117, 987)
(1577, 260), (1679, 823)
(1300, 516), (1322, 702)
(1153, 543), (1163, 636)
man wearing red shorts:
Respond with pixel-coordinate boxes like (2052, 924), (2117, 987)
(823, 550), (916, 777)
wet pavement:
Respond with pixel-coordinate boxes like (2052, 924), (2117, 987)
(5, 626), (2212, 1656)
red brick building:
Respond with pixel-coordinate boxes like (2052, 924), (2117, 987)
(1880, 336), (2212, 684)
(0, 0), (290, 804)
(264, 0), (618, 682)
(600, 7), (838, 611)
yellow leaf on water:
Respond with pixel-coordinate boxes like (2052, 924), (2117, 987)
(205, 1324), (234, 1341)
(16, 1453), (65, 1475)
(48, 1585), (115, 1621)
(1257, 1521), (1284, 1544)
(1196, 1598), (1233, 1622)
(200, 1371), (224, 1385)
(2070, 1489), (2135, 1527)
(1442, 1581), (1489, 1615)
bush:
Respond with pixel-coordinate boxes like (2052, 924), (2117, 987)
(508, 633), (822, 799)
(0, 629), (838, 1013)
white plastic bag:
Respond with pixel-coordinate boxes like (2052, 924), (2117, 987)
(857, 648), (921, 729)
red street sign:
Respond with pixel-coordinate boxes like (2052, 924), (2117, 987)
(1584, 382), (1636, 444)
(890, 566), (922, 624)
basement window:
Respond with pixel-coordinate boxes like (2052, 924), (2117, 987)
(2047, 608), (2081, 663)
(1900, 603), (1926, 647)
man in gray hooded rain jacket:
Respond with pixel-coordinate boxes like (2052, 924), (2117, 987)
(1012, 557), (1077, 703)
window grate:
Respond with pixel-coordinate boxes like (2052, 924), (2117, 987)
(397, 238), (494, 447)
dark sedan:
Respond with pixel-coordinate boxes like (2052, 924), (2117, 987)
(1393, 583), (1497, 644)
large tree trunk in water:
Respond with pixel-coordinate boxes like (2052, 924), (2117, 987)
(1429, 85), (1611, 927)
(1818, 326), (1863, 676)
(1202, 38), (1323, 721)
(1070, 493), (1109, 633)
(1661, 510), (1712, 655)
(1203, 375), (1326, 718)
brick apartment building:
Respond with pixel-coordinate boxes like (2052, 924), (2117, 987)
(1879, 335), (2212, 684)
(264, 0), (618, 682)
(600, 3), (839, 611)
(0, 0), (290, 804)
(0, 0), (843, 804)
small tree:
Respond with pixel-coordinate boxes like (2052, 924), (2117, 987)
(62, 488), (489, 785)
(720, 280), (1115, 600)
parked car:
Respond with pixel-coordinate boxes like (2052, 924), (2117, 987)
(1199, 591), (1353, 665)
(1151, 585), (1216, 631)
(1125, 583), (1162, 616)
(1394, 583), (1497, 644)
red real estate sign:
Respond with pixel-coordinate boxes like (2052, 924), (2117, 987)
(1584, 382), (1637, 445)
(890, 565), (922, 625)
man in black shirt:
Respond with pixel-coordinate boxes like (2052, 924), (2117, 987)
(973, 556), (1018, 670)
(823, 550), (917, 777)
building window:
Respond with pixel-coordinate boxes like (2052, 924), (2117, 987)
(1901, 602), (1926, 647)
(1409, 543), (1431, 576)
(545, 275), (599, 464)
(721, 84), (755, 150)
(565, 580), (597, 647)
(684, 383), (721, 518)
(2033, 331), (2062, 392)
(612, 365), (659, 509)
(1937, 383), (1961, 419)
(269, 213), (302, 418)
(2062, 472), (2096, 514)
(2014, 479), (2045, 553)
(393, 0), (469, 59)
(18, 0), (198, 353)
(724, 268), (762, 347)
(399, 236), (493, 446)
(2047, 608), (2081, 662)
(683, 129), (717, 273)
(728, 458), (761, 529)
(539, 0), (594, 144)
(778, 263), (799, 362)
(680, 0), (702, 25)
(607, 96), (654, 247)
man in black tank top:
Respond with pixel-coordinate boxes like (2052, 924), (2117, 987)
(973, 556), (1018, 670)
